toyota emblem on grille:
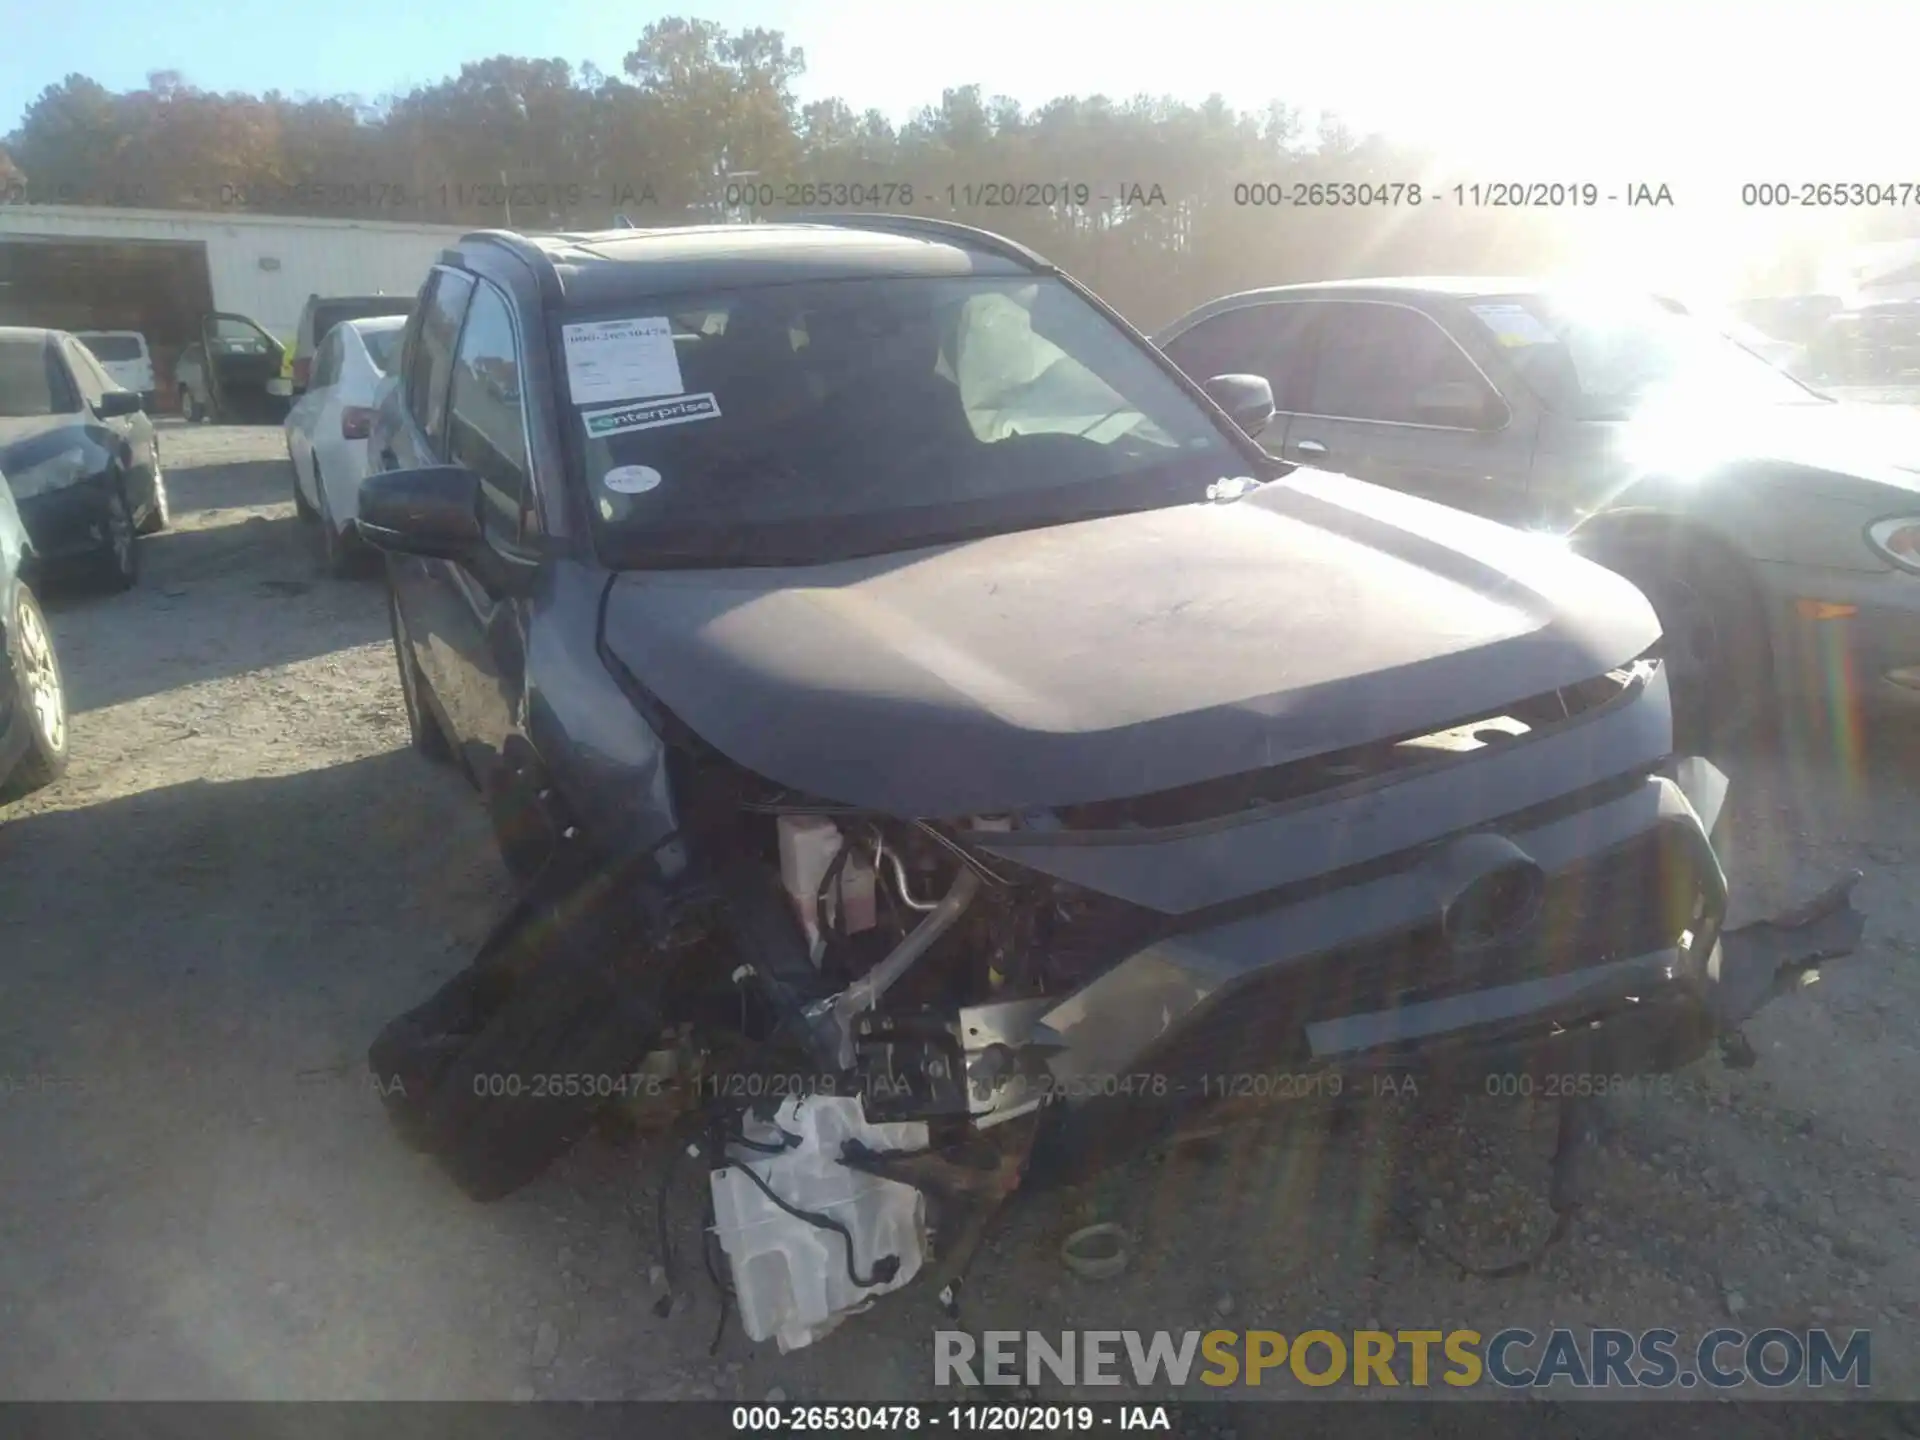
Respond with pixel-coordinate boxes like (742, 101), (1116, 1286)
(1426, 832), (1547, 953)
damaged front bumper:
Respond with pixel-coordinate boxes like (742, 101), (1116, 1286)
(920, 756), (1862, 1177)
(700, 751), (1864, 1350)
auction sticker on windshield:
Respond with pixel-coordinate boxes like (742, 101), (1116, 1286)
(1470, 302), (1559, 348)
(582, 391), (722, 438)
(603, 464), (663, 494)
(562, 317), (685, 404)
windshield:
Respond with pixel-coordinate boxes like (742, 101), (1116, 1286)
(1466, 293), (1823, 419)
(360, 328), (402, 374)
(78, 334), (143, 361)
(0, 337), (63, 417)
(571, 275), (1246, 565)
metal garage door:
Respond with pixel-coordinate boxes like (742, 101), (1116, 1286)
(0, 237), (216, 409)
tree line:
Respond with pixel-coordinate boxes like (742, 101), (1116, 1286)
(2, 18), (1904, 327)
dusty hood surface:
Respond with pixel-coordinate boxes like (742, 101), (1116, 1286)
(600, 469), (1660, 817)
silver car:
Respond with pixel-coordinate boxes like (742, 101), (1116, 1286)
(1156, 279), (1920, 745)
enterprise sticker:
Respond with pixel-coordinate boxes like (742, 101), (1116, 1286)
(583, 392), (722, 438)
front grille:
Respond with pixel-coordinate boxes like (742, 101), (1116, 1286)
(1141, 822), (1702, 1082)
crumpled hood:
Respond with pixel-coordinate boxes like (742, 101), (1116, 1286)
(599, 469), (1660, 817)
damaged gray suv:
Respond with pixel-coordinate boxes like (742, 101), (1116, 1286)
(359, 216), (1861, 1352)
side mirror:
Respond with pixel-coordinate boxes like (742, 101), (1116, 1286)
(356, 466), (483, 561)
(1413, 380), (1503, 429)
(95, 391), (144, 418)
(1202, 373), (1276, 437)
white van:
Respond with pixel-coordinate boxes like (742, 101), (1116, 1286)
(73, 331), (156, 406)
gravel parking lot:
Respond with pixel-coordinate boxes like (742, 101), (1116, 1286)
(2, 421), (1918, 1408)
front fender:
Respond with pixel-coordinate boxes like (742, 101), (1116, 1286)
(522, 562), (684, 875)
(1572, 465), (1889, 573)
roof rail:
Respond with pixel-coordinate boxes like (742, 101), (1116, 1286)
(789, 212), (1055, 272)
(457, 228), (567, 306)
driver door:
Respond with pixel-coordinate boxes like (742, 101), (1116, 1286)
(199, 312), (287, 423)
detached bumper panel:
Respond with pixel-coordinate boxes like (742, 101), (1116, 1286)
(1303, 947), (1681, 1057)
(1011, 769), (1725, 1098)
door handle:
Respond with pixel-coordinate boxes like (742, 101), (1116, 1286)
(1293, 439), (1329, 458)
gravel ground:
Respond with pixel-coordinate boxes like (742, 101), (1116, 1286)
(1, 422), (1917, 1407)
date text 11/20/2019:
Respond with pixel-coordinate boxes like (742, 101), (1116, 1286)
(731, 1404), (1172, 1431)
(719, 181), (1170, 209)
(1230, 181), (1675, 207)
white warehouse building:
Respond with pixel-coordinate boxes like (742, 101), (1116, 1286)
(0, 203), (471, 406)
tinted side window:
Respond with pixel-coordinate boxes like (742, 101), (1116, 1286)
(1306, 303), (1492, 424)
(405, 269), (477, 453)
(1162, 304), (1316, 410)
(62, 341), (105, 406)
(446, 284), (531, 538)
(78, 343), (124, 394)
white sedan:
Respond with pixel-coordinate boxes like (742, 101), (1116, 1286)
(284, 315), (405, 575)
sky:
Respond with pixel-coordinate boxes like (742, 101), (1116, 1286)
(2, 0), (1905, 166)
(2, 0), (1909, 294)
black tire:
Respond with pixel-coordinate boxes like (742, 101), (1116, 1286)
(388, 585), (453, 763)
(1, 582), (69, 800)
(290, 443), (318, 522)
(1589, 531), (1772, 752)
(90, 482), (140, 592)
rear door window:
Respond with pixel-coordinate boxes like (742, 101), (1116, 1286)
(0, 336), (65, 416)
(79, 334), (144, 362)
(61, 339), (107, 406)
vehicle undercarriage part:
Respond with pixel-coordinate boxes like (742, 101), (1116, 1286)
(707, 1095), (930, 1352)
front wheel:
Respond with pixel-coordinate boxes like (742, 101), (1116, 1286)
(1, 582), (69, 800)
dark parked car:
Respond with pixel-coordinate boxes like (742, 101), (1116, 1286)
(176, 311), (289, 424)
(357, 221), (1857, 1347)
(0, 466), (68, 801)
(270, 292), (412, 401)
(0, 326), (166, 590)
(1155, 280), (1920, 744)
